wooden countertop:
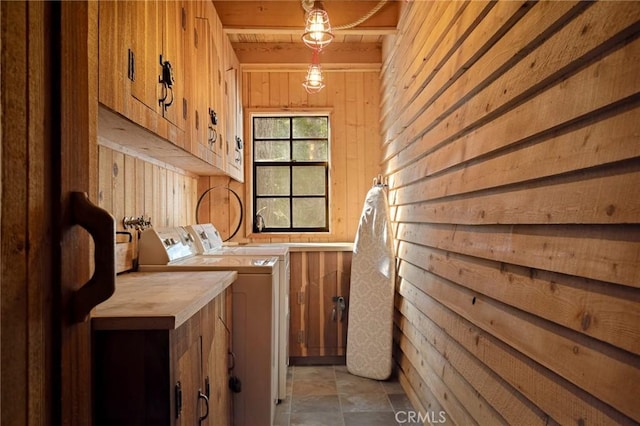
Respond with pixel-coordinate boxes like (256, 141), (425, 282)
(92, 270), (237, 331)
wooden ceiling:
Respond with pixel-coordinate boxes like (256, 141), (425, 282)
(211, 0), (400, 69)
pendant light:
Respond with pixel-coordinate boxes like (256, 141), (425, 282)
(300, 0), (389, 93)
(302, 7), (334, 51)
(302, 49), (325, 94)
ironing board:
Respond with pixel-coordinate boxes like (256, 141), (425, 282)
(346, 185), (395, 380)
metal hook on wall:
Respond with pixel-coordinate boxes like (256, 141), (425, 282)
(372, 174), (388, 188)
(122, 215), (152, 231)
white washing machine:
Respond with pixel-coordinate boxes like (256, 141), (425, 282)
(138, 227), (279, 426)
(185, 223), (290, 403)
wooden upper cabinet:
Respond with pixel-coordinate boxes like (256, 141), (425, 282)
(97, 0), (242, 178)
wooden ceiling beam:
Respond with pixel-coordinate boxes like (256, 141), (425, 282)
(211, 0), (399, 32)
(224, 27), (397, 36)
(233, 42), (382, 65)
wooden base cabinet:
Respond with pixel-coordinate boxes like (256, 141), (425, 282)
(289, 251), (352, 362)
(93, 290), (231, 426)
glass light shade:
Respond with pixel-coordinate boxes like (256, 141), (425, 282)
(302, 9), (334, 50)
(302, 63), (325, 94)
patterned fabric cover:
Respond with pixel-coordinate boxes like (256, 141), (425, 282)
(346, 186), (395, 380)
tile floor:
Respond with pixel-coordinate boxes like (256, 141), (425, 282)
(274, 365), (420, 426)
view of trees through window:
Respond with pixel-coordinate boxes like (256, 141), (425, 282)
(253, 115), (329, 232)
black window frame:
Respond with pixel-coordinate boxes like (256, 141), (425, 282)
(252, 114), (330, 233)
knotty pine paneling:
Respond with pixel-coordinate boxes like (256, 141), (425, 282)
(98, 145), (198, 232)
(382, 1), (640, 424)
(198, 70), (382, 243)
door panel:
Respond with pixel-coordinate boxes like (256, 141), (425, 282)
(1, 2), (56, 424)
(59, 2), (100, 425)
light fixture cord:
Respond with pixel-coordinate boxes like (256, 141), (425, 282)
(301, 0), (315, 13)
(332, 0), (389, 30)
(300, 0), (389, 30)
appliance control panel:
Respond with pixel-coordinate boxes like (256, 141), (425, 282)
(185, 223), (223, 254)
(138, 227), (198, 265)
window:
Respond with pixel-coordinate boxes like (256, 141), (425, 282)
(252, 115), (329, 233)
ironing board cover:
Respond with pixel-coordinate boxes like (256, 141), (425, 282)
(346, 186), (395, 380)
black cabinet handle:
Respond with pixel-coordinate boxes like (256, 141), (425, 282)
(159, 55), (174, 110)
(127, 49), (135, 81)
(175, 382), (182, 419)
(198, 390), (209, 424)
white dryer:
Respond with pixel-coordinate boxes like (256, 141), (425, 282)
(185, 223), (290, 403)
(138, 227), (279, 426)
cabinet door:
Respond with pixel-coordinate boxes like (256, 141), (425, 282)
(129, 0), (162, 115)
(93, 330), (171, 426)
(289, 252), (352, 360)
(213, 315), (232, 426)
(98, 1), (163, 120)
(209, 30), (225, 170)
(162, 1), (187, 132)
(289, 252), (306, 357)
(201, 292), (231, 426)
(192, 17), (212, 163)
(98, 0), (129, 113)
(225, 67), (244, 181)
(307, 252), (351, 357)
(174, 315), (203, 426)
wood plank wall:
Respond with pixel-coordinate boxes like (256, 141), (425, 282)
(97, 145), (198, 232)
(381, 1), (640, 424)
(198, 70), (382, 243)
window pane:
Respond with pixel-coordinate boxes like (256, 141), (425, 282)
(293, 166), (325, 195)
(257, 198), (290, 228)
(255, 140), (290, 161)
(254, 117), (290, 139)
(293, 198), (326, 228)
(293, 140), (328, 161)
(256, 166), (290, 195)
(292, 116), (328, 138)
